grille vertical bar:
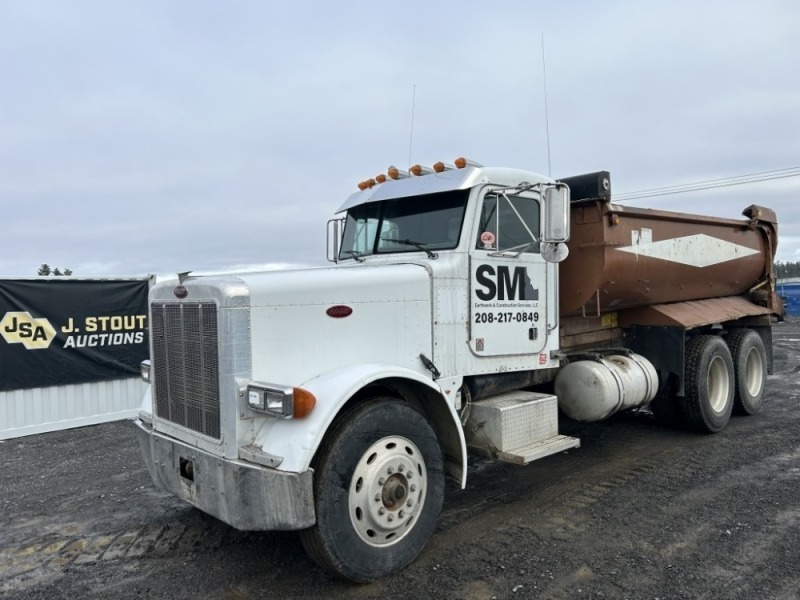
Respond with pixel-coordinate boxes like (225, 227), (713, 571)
(151, 302), (221, 439)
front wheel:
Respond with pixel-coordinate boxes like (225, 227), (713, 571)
(682, 335), (734, 433)
(727, 328), (767, 415)
(299, 398), (445, 582)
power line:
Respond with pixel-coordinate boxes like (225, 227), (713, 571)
(613, 167), (800, 201)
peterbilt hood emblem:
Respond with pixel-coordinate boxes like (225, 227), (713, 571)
(174, 285), (188, 299)
(326, 305), (353, 318)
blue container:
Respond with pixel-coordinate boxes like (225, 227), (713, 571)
(777, 282), (800, 317)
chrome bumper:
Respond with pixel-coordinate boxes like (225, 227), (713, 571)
(134, 420), (315, 530)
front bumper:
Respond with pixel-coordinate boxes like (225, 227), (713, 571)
(134, 420), (315, 530)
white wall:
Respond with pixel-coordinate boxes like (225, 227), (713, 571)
(0, 377), (145, 440)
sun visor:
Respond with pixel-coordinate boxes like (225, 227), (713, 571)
(336, 166), (488, 213)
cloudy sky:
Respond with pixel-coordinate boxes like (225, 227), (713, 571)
(1, 1), (798, 278)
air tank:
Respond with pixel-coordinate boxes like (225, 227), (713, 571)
(559, 200), (778, 316)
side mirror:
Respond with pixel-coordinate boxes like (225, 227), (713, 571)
(326, 218), (345, 263)
(542, 184), (570, 243)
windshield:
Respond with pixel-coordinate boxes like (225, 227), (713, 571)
(339, 189), (469, 259)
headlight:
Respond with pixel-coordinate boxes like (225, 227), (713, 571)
(247, 383), (316, 419)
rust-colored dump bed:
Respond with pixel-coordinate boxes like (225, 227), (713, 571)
(559, 201), (778, 317)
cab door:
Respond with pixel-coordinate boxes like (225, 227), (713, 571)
(469, 188), (548, 357)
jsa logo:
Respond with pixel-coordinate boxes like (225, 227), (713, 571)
(0, 311), (57, 350)
(475, 265), (539, 302)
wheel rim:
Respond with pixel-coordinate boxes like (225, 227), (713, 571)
(348, 435), (427, 547)
(707, 355), (731, 412)
(744, 346), (765, 397)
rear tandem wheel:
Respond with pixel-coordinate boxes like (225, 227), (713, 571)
(726, 328), (767, 416)
(681, 335), (735, 433)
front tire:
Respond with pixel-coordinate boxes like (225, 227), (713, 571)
(727, 329), (767, 415)
(299, 398), (445, 582)
(682, 335), (734, 433)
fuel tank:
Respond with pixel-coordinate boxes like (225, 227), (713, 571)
(555, 351), (658, 422)
(559, 201), (778, 316)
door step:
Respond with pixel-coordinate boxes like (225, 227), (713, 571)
(496, 434), (580, 465)
(465, 390), (580, 465)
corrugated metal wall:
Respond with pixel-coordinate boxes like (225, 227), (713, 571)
(777, 281), (800, 317)
(0, 377), (146, 440)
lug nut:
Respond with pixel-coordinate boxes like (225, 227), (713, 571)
(398, 464), (405, 472)
(387, 466), (394, 475)
(399, 510), (405, 518)
(378, 477), (385, 486)
(410, 484), (416, 492)
(407, 471), (413, 479)
(378, 507), (385, 516)
(387, 514), (394, 522)
(374, 493), (381, 502)
(407, 499), (414, 507)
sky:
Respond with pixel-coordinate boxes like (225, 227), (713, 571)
(1, 0), (799, 279)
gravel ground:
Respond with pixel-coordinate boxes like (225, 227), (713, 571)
(1, 320), (798, 600)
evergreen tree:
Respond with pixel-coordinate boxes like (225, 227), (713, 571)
(36, 264), (73, 276)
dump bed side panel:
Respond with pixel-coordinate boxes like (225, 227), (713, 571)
(559, 200), (778, 317)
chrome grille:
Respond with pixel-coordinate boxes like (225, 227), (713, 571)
(151, 301), (221, 439)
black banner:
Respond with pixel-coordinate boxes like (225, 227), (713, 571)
(0, 279), (150, 392)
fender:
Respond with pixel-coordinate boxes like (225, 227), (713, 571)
(250, 363), (468, 488)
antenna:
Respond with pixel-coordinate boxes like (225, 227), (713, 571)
(541, 33), (552, 177)
(408, 84), (417, 169)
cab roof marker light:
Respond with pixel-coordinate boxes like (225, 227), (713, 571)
(375, 174), (388, 184)
(357, 179), (377, 190)
(433, 161), (456, 173)
(455, 157), (484, 169)
(410, 164), (434, 176)
(387, 166), (410, 179)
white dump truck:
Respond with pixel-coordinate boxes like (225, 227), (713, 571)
(135, 158), (779, 581)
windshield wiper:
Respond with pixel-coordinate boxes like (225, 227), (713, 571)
(381, 237), (438, 259)
(342, 250), (365, 263)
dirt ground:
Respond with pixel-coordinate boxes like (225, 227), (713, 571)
(1, 321), (799, 600)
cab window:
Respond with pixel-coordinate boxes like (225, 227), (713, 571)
(476, 193), (540, 253)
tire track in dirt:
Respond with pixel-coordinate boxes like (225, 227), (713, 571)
(0, 516), (246, 592)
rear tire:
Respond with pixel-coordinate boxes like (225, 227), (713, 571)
(727, 329), (767, 415)
(299, 398), (444, 582)
(682, 335), (734, 433)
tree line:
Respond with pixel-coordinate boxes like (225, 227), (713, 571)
(775, 261), (800, 280)
(37, 264), (73, 276)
